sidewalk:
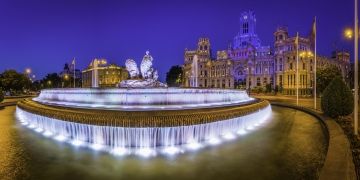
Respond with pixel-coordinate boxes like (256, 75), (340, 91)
(0, 96), (34, 108)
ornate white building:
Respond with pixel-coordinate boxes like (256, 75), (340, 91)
(182, 11), (350, 95)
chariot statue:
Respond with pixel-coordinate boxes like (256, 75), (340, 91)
(119, 51), (167, 88)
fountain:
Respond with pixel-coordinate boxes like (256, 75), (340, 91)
(16, 51), (272, 157)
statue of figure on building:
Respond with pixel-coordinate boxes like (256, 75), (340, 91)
(119, 51), (167, 88)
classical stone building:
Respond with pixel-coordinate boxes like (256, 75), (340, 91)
(183, 11), (274, 90)
(82, 59), (128, 88)
(182, 11), (350, 96)
(274, 27), (350, 95)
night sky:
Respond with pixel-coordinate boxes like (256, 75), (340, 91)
(0, 0), (355, 80)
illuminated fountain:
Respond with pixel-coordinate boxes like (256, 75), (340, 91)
(16, 51), (272, 157)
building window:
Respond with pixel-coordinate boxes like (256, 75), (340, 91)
(290, 63), (293, 70)
(243, 22), (249, 34)
(287, 75), (290, 86)
(257, 78), (261, 86)
(303, 63), (306, 70)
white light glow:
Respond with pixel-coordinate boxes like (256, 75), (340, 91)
(246, 126), (255, 130)
(35, 127), (43, 133)
(136, 148), (156, 157)
(71, 140), (84, 146)
(237, 129), (247, 135)
(90, 143), (104, 151)
(43, 131), (53, 137)
(111, 147), (129, 156)
(55, 135), (66, 142)
(28, 124), (36, 129)
(223, 133), (236, 140)
(208, 137), (221, 145)
(186, 141), (202, 150)
(162, 146), (181, 155)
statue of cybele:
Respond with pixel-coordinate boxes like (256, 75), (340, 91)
(140, 50), (154, 79)
(119, 51), (167, 88)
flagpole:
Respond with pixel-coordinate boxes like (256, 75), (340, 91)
(314, 17), (317, 110)
(296, 32), (299, 106)
(73, 58), (76, 88)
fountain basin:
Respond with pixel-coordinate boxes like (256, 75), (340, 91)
(16, 88), (271, 155)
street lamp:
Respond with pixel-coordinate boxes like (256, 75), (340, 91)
(343, 0), (358, 135)
(47, 80), (52, 88)
(345, 28), (354, 39)
(25, 68), (31, 74)
(63, 74), (69, 88)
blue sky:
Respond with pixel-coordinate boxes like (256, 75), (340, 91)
(0, 0), (355, 80)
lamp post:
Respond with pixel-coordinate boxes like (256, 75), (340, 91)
(344, 0), (359, 135)
(355, 0), (359, 136)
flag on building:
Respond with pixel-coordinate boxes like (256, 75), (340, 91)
(309, 17), (316, 50)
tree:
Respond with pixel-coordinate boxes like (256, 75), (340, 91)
(40, 73), (61, 89)
(0, 70), (32, 94)
(321, 76), (353, 118)
(166, 65), (183, 87)
(265, 84), (272, 93)
(316, 65), (342, 94)
(31, 80), (42, 92)
(0, 89), (3, 103)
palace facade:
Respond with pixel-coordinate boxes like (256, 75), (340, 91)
(82, 59), (128, 88)
(182, 11), (350, 95)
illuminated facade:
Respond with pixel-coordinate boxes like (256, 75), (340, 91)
(274, 27), (350, 95)
(82, 59), (128, 88)
(183, 11), (274, 89)
(183, 11), (350, 95)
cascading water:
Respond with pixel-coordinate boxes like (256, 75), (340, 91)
(16, 105), (271, 156)
(191, 55), (199, 87)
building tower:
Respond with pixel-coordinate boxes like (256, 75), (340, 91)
(273, 26), (289, 53)
(196, 38), (211, 62)
(233, 11), (261, 49)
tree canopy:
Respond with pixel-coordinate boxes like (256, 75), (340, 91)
(166, 65), (183, 87)
(0, 70), (32, 93)
(40, 73), (62, 88)
(316, 65), (342, 94)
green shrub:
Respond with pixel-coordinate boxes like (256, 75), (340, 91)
(321, 77), (353, 118)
